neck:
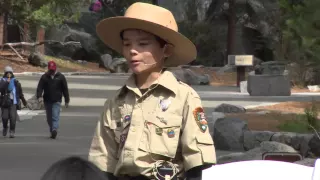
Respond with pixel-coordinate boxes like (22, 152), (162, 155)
(135, 69), (163, 89)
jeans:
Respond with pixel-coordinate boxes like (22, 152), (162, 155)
(44, 102), (61, 132)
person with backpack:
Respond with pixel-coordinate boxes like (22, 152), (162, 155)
(0, 66), (27, 138)
(36, 61), (70, 139)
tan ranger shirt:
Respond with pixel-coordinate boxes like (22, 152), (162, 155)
(88, 70), (216, 179)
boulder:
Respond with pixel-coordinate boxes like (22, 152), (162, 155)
(26, 95), (45, 110)
(100, 55), (129, 73)
(247, 74), (291, 96)
(214, 103), (246, 113)
(309, 133), (320, 157)
(243, 131), (275, 150)
(209, 112), (225, 135)
(100, 54), (113, 69)
(294, 158), (317, 167)
(213, 117), (249, 151)
(168, 67), (210, 85)
(28, 52), (48, 68)
(112, 58), (129, 73)
(217, 141), (297, 164)
(271, 132), (313, 156)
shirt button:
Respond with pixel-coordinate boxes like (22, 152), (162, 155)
(131, 127), (136, 132)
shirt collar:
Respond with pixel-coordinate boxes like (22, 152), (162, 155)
(120, 70), (179, 97)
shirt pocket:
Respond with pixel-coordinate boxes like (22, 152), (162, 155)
(138, 114), (182, 159)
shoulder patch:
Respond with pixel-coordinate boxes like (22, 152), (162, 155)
(193, 107), (208, 133)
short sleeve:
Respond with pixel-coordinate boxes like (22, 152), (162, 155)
(88, 99), (119, 173)
(180, 88), (216, 171)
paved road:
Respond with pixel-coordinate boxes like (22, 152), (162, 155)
(0, 74), (318, 180)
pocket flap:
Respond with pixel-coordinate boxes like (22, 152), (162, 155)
(150, 114), (182, 128)
(196, 134), (214, 145)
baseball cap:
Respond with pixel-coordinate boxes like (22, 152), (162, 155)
(48, 61), (57, 71)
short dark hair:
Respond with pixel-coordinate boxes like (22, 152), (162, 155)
(40, 156), (107, 180)
(120, 29), (167, 48)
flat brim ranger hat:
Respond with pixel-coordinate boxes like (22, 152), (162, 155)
(96, 2), (197, 67)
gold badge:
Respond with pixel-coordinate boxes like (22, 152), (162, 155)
(193, 107), (208, 133)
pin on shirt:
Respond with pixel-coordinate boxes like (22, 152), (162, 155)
(156, 128), (163, 135)
(159, 99), (171, 112)
(120, 134), (127, 148)
(167, 129), (175, 138)
(124, 115), (131, 123)
(156, 116), (167, 125)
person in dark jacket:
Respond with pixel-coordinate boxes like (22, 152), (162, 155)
(36, 61), (70, 139)
(0, 66), (27, 138)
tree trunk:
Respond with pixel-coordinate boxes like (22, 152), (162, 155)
(0, 13), (8, 45)
(226, 0), (236, 64)
(227, 0), (244, 87)
(0, 13), (4, 45)
(36, 27), (45, 54)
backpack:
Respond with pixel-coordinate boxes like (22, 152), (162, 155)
(0, 89), (12, 108)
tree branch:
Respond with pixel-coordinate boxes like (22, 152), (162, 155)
(0, 40), (81, 48)
(0, 40), (81, 60)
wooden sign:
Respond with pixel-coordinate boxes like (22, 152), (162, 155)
(228, 55), (254, 66)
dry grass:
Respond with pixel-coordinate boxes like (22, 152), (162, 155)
(44, 56), (106, 72)
(0, 58), (46, 73)
(225, 112), (299, 131)
(189, 67), (246, 86)
(225, 101), (320, 132)
(250, 101), (320, 114)
(0, 50), (106, 73)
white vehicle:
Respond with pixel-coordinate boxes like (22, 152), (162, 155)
(202, 159), (320, 180)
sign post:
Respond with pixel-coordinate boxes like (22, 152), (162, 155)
(228, 55), (254, 87)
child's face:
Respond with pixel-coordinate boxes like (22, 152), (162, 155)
(6, 72), (12, 78)
(121, 29), (165, 74)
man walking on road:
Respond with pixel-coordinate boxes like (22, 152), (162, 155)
(36, 61), (70, 139)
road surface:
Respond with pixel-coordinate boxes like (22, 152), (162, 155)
(0, 74), (318, 180)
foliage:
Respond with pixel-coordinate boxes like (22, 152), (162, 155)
(277, 116), (311, 133)
(179, 21), (225, 66)
(304, 99), (319, 131)
(99, 0), (154, 16)
(278, 100), (319, 133)
(276, 0), (320, 85)
(0, 0), (84, 28)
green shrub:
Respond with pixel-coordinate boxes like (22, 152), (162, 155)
(278, 100), (319, 133)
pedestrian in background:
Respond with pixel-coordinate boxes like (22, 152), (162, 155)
(36, 61), (70, 139)
(0, 66), (27, 138)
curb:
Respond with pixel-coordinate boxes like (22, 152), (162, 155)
(244, 103), (280, 109)
(14, 72), (132, 77)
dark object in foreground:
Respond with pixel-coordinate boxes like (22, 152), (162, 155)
(40, 156), (107, 180)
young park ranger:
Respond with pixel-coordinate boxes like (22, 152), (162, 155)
(88, 2), (216, 180)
